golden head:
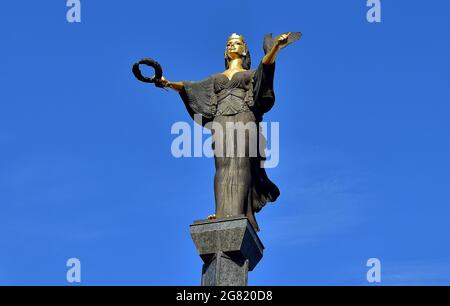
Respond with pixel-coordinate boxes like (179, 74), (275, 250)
(224, 33), (247, 59)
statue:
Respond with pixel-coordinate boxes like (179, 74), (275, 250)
(133, 32), (301, 231)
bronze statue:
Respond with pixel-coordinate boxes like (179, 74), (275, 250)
(134, 32), (301, 231)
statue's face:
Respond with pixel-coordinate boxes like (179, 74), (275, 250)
(226, 38), (246, 59)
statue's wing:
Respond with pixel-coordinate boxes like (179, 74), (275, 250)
(263, 32), (302, 54)
(263, 33), (274, 55)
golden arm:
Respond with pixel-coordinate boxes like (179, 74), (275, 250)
(166, 81), (184, 92)
(262, 32), (291, 65)
(157, 77), (184, 92)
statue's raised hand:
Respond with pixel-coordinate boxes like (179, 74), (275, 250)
(263, 32), (302, 55)
(276, 32), (292, 49)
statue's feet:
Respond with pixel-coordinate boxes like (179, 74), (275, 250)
(207, 214), (217, 220)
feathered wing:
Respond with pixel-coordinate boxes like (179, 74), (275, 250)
(263, 32), (302, 54)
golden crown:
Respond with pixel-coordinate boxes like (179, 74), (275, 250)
(227, 33), (245, 43)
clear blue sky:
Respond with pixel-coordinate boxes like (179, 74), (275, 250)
(1, 1), (449, 285)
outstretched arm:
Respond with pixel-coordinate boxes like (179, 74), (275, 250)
(262, 32), (292, 65)
(159, 77), (184, 92)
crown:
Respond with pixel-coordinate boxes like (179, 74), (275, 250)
(227, 33), (245, 43)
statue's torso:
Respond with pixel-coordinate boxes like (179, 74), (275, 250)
(213, 70), (254, 116)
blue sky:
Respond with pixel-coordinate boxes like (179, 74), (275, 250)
(1, 0), (449, 285)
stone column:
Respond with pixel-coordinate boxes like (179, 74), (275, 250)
(190, 215), (264, 286)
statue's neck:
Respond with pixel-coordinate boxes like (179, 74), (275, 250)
(228, 58), (244, 70)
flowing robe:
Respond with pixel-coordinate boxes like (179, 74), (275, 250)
(178, 61), (280, 231)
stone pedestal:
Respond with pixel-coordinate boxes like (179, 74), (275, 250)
(190, 215), (264, 286)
